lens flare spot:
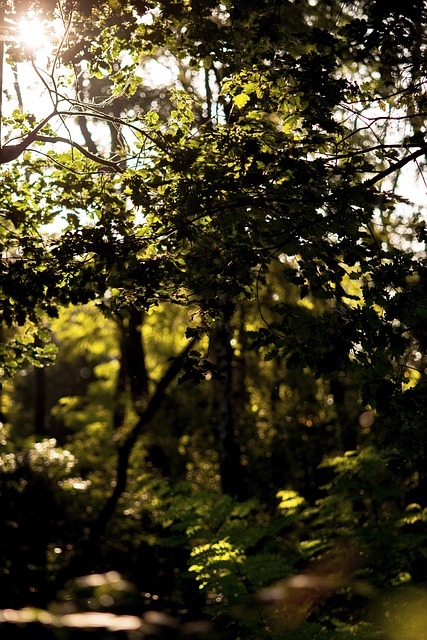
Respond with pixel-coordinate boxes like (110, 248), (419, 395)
(18, 15), (45, 50)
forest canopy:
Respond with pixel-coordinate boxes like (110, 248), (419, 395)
(1, 1), (427, 638)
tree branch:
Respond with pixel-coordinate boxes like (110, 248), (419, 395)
(0, 111), (58, 164)
(0, 107), (164, 168)
(92, 336), (197, 536)
(34, 135), (125, 171)
(363, 146), (427, 188)
(0, 126), (124, 172)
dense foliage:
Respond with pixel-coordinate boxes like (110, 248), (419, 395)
(1, 0), (427, 637)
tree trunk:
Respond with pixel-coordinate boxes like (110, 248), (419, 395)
(34, 366), (46, 436)
(33, 336), (46, 436)
(209, 321), (247, 500)
(113, 307), (149, 428)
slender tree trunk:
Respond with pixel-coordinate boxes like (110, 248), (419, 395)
(34, 366), (46, 436)
(33, 336), (46, 436)
(77, 115), (98, 154)
(113, 307), (149, 428)
(209, 321), (247, 500)
(127, 307), (149, 406)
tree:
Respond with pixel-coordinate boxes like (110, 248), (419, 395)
(2, 1), (427, 637)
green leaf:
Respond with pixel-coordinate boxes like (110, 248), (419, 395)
(233, 93), (250, 109)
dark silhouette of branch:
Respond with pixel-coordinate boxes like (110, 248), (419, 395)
(89, 337), (196, 539)
(0, 111), (57, 164)
(60, 108), (168, 151)
(33, 135), (125, 171)
(0, 123), (124, 171)
(363, 145), (427, 188)
(0, 112), (157, 170)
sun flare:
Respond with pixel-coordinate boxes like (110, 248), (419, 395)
(17, 14), (46, 51)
